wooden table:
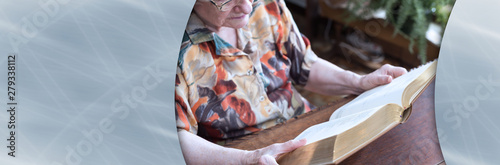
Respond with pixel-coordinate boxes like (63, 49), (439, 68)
(225, 80), (445, 164)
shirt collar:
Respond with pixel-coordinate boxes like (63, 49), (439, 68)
(185, 12), (256, 56)
(185, 13), (214, 45)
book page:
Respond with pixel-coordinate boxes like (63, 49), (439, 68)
(329, 61), (435, 121)
(294, 105), (383, 145)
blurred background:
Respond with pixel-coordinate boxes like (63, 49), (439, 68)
(285, 0), (455, 106)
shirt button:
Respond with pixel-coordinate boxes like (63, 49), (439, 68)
(247, 69), (252, 76)
(259, 96), (265, 101)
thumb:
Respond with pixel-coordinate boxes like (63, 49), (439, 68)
(259, 155), (278, 165)
(284, 139), (307, 152)
(362, 74), (392, 90)
(275, 139), (307, 154)
(372, 75), (392, 86)
(262, 139), (306, 158)
(255, 139), (307, 165)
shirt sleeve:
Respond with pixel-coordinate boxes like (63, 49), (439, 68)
(175, 65), (198, 134)
(275, 0), (319, 85)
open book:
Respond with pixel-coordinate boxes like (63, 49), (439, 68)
(277, 60), (438, 165)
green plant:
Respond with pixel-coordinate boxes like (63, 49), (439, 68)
(344, 0), (455, 63)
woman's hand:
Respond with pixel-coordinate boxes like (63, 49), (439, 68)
(356, 64), (407, 93)
(305, 59), (407, 96)
(178, 130), (305, 165)
(247, 139), (307, 165)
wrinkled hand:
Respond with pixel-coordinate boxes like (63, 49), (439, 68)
(358, 64), (407, 92)
(247, 139), (306, 165)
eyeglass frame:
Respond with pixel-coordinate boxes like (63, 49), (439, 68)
(209, 0), (233, 11)
(209, 0), (257, 12)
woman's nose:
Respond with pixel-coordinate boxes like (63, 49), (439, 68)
(233, 0), (253, 14)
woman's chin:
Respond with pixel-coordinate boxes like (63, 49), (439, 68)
(225, 17), (249, 29)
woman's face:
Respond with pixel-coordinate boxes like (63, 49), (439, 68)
(194, 0), (254, 31)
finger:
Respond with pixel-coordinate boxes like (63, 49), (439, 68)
(380, 64), (406, 78)
(257, 140), (305, 165)
(278, 139), (307, 153)
(259, 155), (278, 165)
(264, 139), (306, 158)
(369, 75), (392, 86)
(389, 67), (407, 78)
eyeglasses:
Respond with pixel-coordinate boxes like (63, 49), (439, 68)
(209, 0), (257, 12)
(210, 0), (232, 11)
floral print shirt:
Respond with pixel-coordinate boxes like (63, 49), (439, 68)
(175, 0), (319, 142)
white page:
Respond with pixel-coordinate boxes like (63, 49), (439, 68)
(330, 61), (434, 121)
(295, 105), (382, 145)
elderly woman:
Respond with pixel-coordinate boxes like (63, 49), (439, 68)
(175, 0), (407, 164)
